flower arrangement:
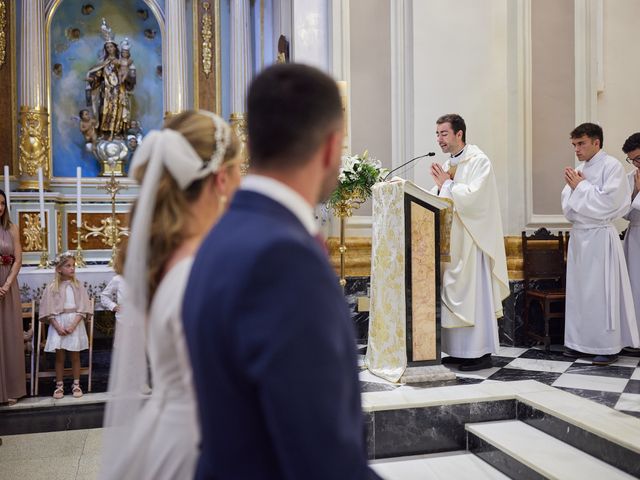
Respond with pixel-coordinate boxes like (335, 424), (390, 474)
(327, 150), (387, 215)
(0, 254), (15, 266)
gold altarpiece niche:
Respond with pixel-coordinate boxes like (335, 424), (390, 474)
(195, 0), (221, 113)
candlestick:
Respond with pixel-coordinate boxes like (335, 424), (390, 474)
(75, 230), (87, 268)
(37, 168), (45, 229)
(37, 227), (49, 269)
(3, 165), (9, 213)
(75, 167), (86, 267)
(76, 166), (82, 229)
(36, 167), (48, 269)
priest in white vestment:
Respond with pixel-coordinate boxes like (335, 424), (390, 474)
(621, 133), (640, 334)
(430, 114), (510, 371)
(562, 123), (639, 365)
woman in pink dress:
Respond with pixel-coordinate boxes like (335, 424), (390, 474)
(0, 189), (26, 405)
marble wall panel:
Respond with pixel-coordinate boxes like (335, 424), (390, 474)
(371, 400), (515, 459)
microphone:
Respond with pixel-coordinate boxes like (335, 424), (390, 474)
(384, 152), (436, 180)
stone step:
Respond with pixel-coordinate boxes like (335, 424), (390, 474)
(515, 387), (640, 477)
(371, 451), (511, 479)
(466, 420), (635, 480)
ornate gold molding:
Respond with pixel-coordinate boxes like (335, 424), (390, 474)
(164, 111), (184, 120)
(229, 112), (249, 174)
(0, 1), (6, 70)
(81, 216), (129, 249)
(327, 237), (372, 277)
(194, 0), (221, 113)
(20, 213), (45, 252)
(326, 235), (527, 281)
(56, 211), (62, 253)
(18, 107), (50, 178)
(201, 2), (213, 78)
(505, 236), (523, 280)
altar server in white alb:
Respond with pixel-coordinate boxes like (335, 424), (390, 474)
(562, 123), (639, 365)
(430, 114), (509, 371)
(621, 133), (640, 330)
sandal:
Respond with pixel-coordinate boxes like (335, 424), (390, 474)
(53, 382), (64, 399)
(72, 381), (83, 398)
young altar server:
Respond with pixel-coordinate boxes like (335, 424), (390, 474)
(562, 123), (639, 365)
(430, 114), (510, 371)
(39, 252), (92, 398)
(100, 240), (127, 324)
(622, 133), (640, 325)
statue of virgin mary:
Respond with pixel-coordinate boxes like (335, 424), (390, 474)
(83, 19), (137, 175)
(86, 19), (136, 140)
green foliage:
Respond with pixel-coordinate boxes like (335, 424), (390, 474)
(327, 151), (387, 209)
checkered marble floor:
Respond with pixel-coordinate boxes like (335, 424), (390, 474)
(358, 346), (640, 419)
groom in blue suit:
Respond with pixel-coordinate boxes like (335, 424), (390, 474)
(183, 64), (379, 479)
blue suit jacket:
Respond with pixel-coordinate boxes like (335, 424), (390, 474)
(183, 190), (378, 480)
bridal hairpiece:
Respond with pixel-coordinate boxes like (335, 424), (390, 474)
(199, 110), (231, 173)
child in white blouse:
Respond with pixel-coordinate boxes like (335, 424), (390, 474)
(100, 242), (127, 324)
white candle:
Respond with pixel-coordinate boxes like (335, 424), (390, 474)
(37, 167), (45, 230)
(76, 166), (82, 230)
(3, 165), (9, 213)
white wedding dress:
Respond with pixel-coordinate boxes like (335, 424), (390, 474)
(102, 257), (199, 480)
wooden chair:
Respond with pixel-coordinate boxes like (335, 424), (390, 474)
(21, 301), (36, 396)
(522, 228), (567, 350)
(34, 298), (94, 396)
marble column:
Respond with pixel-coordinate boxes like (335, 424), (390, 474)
(230, 0), (252, 168)
(19, 0), (49, 187)
(164, 0), (190, 116)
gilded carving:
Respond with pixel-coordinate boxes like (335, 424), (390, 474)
(201, 2), (213, 78)
(327, 237), (371, 277)
(21, 213), (45, 252)
(18, 108), (50, 177)
(229, 113), (249, 174)
(67, 213), (130, 251)
(82, 216), (129, 249)
(438, 197), (453, 263)
(56, 211), (63, 253)
(0, 1), (6, 70)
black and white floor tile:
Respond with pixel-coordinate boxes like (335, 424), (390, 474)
(358, 346), (640, 419)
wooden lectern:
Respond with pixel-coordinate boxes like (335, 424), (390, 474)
(365, 179), (453, 383)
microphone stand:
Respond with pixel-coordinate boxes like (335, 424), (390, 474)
(384, 152), (436, 180)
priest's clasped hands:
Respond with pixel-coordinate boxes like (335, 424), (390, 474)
(564, 167), (585, 190)
(431, 163), (452, 189)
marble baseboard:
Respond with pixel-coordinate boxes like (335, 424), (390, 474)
(500, 280), (565, 348)
(499, 280), (526, 347)
(344, 276), (370, 343)
(517, 402), (640, 478)
(467, 431), (545, 480)
(0, 403), (104, 436)
(364, 412), (375, 460)
(370, 400), (515, 459)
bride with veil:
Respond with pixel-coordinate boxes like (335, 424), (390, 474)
(99, 110), (242, 479)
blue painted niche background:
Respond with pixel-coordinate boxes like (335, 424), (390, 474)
(50, 0), (163, 178)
